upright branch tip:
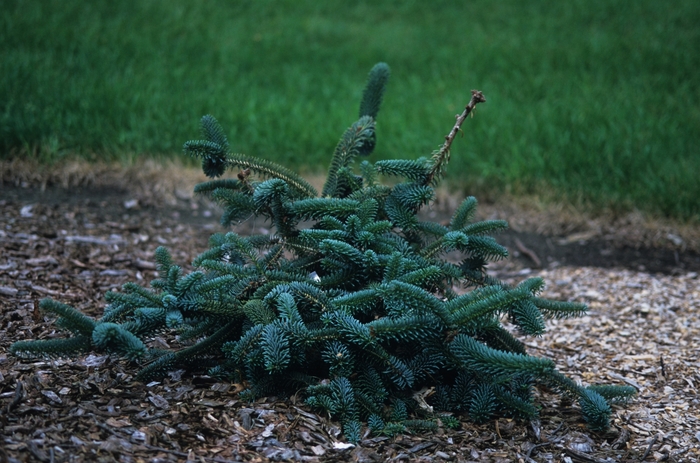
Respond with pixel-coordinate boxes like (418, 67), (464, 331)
(425, 90), (486, 186)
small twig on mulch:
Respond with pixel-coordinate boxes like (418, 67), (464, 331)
(640, 434), (659, 461)
(611, 428), (631, 450)
(565, 446), (609, 463)
(525, 422), (566, 459)
(6, 381), (24, 413)
(515, 237), (542, 267)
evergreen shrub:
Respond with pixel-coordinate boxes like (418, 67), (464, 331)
(11, 63), (635, 440)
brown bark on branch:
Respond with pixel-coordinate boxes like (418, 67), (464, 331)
(424, 90), (486, 186)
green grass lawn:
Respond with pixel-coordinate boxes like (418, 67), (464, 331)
(2, 0), (699, 220)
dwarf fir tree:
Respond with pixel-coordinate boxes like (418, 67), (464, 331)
(11, 63), (635, 440)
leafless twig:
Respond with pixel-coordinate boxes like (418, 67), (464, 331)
(565, 446), (608, 463)
(640, 434), (659, 461)
(7, 381), (24, 413)
(515, 238), (542, 267)
(425, 90), (486, 185)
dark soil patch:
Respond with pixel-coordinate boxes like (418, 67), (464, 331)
(495, 231), (700, 275)
(4, 184), (698, 275)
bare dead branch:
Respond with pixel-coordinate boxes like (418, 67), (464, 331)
(425, 90), (486, 186)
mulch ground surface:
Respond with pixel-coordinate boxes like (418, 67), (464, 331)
(1, 181), (699, 462)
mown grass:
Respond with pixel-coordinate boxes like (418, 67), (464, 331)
(2, 0), (699, 220)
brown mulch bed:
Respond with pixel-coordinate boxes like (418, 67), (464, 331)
(1, 167), (699, 462)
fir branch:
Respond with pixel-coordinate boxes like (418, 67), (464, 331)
(323, 341), (355, 378)
(360, 160), (378, 187)
(356, 198), (379, 225)
(212, 190), (257, 226)
(359, 62), (391, 119)
(450, 196), (479, 230)
(265, 282), (334, 314)
(10, 336), (92, 358)
(384, 195), (419, 231)
(183, 140), (228, 178)
(261, 324), (291, 373)
(586, 385), (637, 403)
(533, 297), (588, 319)
(347, 184), (392, 204)
(137, 320), (239, 381)
(424, 90), (486, 186)
(290, 198), (361, 221)
(91, 322), (147, 361)
(193, 178), (243, 194)
(509, 299), (546, 336)
(319, 239), (366, 267)
(403, 419), (438, 431)
(358, 366), (389, 405)
(414, 220), (449, 238)
(469, 384), (497, 423)
(478, 325), (528, 355)
(331, 312), (375, 348)
(578, 388), (612, 432)
(375, 159), (431, 183)
(366, 313), (441, 344)
(322, 116), (376, 198)
(421, 230), (470, 258)
(200, 114), (229, 150)
(379, 280), (451, 324)
(451, 334), (555, 378)
(466, 235), (509, 261)
(242, 299), (276, 325)
(385, 355), (415, 389)
(227, 153), (317, 198)
(448, 286), (529, 326)
(459, 220), (509, 237)
(131, 307), (167, 334)
(38, 299), (97, 337)
(331, 289), (379, 315)
(493, 385), (539, 420)
(396, 266), (445, 288)
(223, 324), (265, 365)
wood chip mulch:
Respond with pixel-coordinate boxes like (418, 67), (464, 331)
(1, 182), (699, 463)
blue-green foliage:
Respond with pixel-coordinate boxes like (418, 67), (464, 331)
(10, 336), (92, 359)
(343, 420), (363, 444)
(92, 322), (147, 361)
(359, 62), (390, 121)
(586, 384), (637, 404)
(261, 324), (290, 373)
(469, 384), (497, 424)
(10, 63), (633, 440)
(439, 414), (460, 430)
(578, 389), (613, 432)
(367, 414), (385, 432)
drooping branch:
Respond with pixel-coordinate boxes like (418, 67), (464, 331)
(424, 90), (486, 186)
